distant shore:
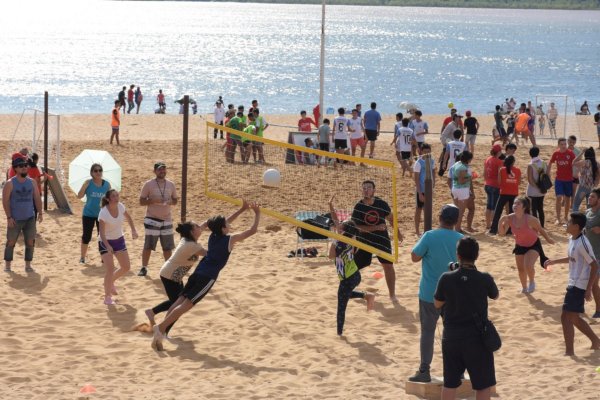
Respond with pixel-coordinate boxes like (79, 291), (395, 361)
(178, 0), (600, 11)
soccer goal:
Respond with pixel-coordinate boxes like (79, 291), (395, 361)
(203, 121), (400, 263)
(1, 108), (63, 184)
(535, 95), (582, 140)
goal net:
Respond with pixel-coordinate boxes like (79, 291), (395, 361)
(203, 121), (400, 263)
(535, 95), (582, 140)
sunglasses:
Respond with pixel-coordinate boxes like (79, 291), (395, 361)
(93, 169), (103, 173)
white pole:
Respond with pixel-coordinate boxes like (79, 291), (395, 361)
(318, 0), (325, 126)
(563, 96), (567, 137)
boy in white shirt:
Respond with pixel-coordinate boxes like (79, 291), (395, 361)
(545, 212), (600, 356)
(409, 110), (429, 156)
(348, 108), (366, 159)
(332, 107), (350, 169)
(443, 129), (466, 188)
(391, 115), (414, 177)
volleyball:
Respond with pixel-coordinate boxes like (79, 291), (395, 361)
(263, 168), (281, 187)
(447, 102), (454, 109)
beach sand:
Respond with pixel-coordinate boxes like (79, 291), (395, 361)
(1, 112), (599, 399)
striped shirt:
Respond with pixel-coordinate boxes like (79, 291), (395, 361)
(568, 234), (596, 290)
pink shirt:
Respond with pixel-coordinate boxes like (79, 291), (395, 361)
(509, 215), (538, 247)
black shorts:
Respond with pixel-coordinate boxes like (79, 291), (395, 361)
(182, 274), (216, 305)
(442, 336), (496, 390)
(334, 139), (347, 150)
(416, 192), (424, 209)
(401, 151), (412, 160)
(573, 178), (580, 185)
(498, 126), (508, 137)
(319, 143), (330, 152)
(512, 238), (542, 255)
(365, 129), (378, 141)
(563, 285), (585, 313)
(354, 234), (392, 267)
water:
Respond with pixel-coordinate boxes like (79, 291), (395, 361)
(1, 1), (599, 115)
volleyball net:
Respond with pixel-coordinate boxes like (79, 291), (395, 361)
(204, 121), (399, 263)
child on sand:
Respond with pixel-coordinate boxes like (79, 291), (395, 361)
(328, 195), (375, 336)
(545, 212), (600, 355)
(110, 100), (120, 145)
(151, 201), (260, 351)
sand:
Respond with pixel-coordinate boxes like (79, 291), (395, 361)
(1, 112), (599, 399)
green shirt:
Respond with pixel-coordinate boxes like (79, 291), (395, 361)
(451, 162), (471, 189)
(242, 124), (256, 143)
(227, 116), (243, 140)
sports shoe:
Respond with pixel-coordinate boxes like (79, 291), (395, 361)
(137, 266), (148, 276)
(79, 257), (86, 264)
(408, 369), (431, 383)
(527, 281), (536, 293)
(592, 311), (600, 318)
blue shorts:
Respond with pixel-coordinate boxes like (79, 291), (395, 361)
(555, 179), (573, 197)
(484, 185), (500, 211)
(99, 236), (127, 255)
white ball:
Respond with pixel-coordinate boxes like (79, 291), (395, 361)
(263, 168), (281, 187)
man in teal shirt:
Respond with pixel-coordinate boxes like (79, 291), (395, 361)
(409, 204), (462, 383)
(226, 111), (246, 163)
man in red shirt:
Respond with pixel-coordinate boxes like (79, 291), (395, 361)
(127, 84), (135, 114)
(547, 138), (581, 224)
(483, 145), (503, 230)
(298, 110), (316, 132)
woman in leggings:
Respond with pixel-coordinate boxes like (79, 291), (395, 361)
(145, 220), (207, 335)
(328, 195), (375, 336)
(489, 155), (521, 234)
(77, 163), (110, 263)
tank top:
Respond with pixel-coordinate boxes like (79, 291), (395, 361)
(83, 179), (110, 218)
(509, 214), (538, 247)
(111, 107), (120, 127)
(192, 233), (231, 279)
(9, 177), (35, 221)
(334, 241), (358, 280)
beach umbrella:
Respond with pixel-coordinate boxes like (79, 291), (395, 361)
(68, 149), (121, 201)
(398, 101), (419, 111)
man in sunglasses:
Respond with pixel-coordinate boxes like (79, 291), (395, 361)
(2, 158), (43, 273)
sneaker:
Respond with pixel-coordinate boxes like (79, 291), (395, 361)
(408, 369), (431, 383)
(527, 281), (536, 293)
(592, 311), (600, 318)
(79, 257), (86, 264)
(25, 266), (35, 273)
(137, 267), (148, 277)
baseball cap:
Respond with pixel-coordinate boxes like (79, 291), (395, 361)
(12, 158), (28, 168)
(154, 162), (166, 170)
(491, 144), (502, 154)
(440, 204), (460, 224)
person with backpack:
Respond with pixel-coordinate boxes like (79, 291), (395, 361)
(526, 147), (548, 227)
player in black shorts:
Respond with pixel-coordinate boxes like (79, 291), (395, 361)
(352, 180), (404, 302)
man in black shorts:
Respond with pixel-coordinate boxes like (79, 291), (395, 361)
(434, 237), (499, 399)
(352, 180), (404, 301)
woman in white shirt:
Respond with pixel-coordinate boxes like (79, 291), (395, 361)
(98, 189), (138, 305)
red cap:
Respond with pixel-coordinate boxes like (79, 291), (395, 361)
(492, 144), (502, 154)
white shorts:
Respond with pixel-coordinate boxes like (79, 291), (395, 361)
(452, 187), (470, 201)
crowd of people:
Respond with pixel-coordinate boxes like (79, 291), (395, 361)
(4, 96), (600, 400)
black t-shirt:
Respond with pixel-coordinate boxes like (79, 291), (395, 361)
(594, 112), (600, 123)
(118, 90), (125, 101)
(351, 197), (391, 243)
(494, 111), (504, 129)
(464, 117), (478, 135)
(434, 267), (498, 339)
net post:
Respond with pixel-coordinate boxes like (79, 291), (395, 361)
(181, 95), (189, 222)
(424, 153), (433, 232)
(43, 92), (49, 212)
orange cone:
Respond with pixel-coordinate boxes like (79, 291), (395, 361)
(80, 384), (96, 394)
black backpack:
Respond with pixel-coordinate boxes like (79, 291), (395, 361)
(297, 214), (333, 239)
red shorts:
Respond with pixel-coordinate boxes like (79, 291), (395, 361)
(350, 137), (366, 149)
